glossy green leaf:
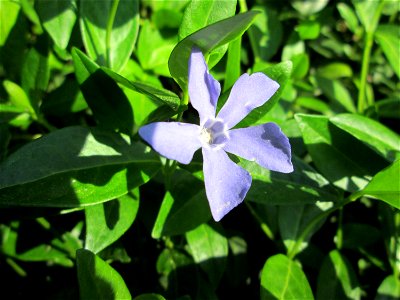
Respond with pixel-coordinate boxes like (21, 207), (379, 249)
(296, 20), (320, 40)
(316, 250), (361, 300)
(186, 223), (228, 287)
(80, 0), (139, 71)
(152, 170), (211, 238)
(279, 202), (332, 253)
(330, 113), (400, 162)
(248, 6), (282, 62)
(85, 190), (139, 254)
(375, 25), (400, 79)
(238, 61), (292, 127)
(76, 248), (131, 300)
(359, 160), (400, 209)
(223, 38), (241, 92)
(0, 0), (20, 46)
(102, 64), (180, 110)
(315, 77), (356, 113)
(296, 97), (333, 115)
(137, 20), (177, 77)
(36, 0), (77, 49)
(376, 275), (400, 300)
(243, 155), (341, 205)
(261, 254), (314, 300)
(0, 126), (160, 207)
(72, 48), (134, 133)
(169, 11), (259, 90)
(178, 0), (237, 68)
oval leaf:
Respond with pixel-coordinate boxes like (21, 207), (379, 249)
(261, 254), (314, 300)
(77, 248), (131, 300)
(0, 126), (160, 207)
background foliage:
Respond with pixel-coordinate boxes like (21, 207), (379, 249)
(0, 0), (399, 299)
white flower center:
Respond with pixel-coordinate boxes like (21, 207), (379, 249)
(199, 119), (229, 148)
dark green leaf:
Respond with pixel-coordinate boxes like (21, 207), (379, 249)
(72, 48), (134, 134)
(186, 223), (228, 287)
(85, 190), (139, 254)
(133, 294), (166, 300)
(80, 0), (139, 71)
(152, 170), (211, 238)
(169, 11), (259, 90)
(316, 250), (361, 300)
(330, 113), (400, 162)
(261, 254), (314, 300)
(342, 223), (381, 249)
(223, 38), (241, 92)
(359, 160), (400, 209)
(0, 126), (160, 207)
(295, 114), (389, 192)
(36, 0), (77, 49)
(76, 248), (131, 300)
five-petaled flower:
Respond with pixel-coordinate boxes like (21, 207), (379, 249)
(139, 47), (293, 221)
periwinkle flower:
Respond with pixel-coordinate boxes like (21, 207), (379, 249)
(139, 47), (293, 221)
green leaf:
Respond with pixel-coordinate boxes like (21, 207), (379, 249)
(359, 160), (400, 209)
(337, 3), (359, 33)
(291, 0), (329, 16)
(186, 223), (228, 287)
(279, 203), (332, 253)
(316, 250), (361, 300)
(101, 66), (180, 110)
(248, 6), (282, 62)
(169, 11), (260, 90)
(71, 48), (134, 134)
(238, 61), (292, 127)
(80, 0), (139, 71)
(85, 190), (139, 254)
(76, 248), (131, 300)
(3, 80), (37, 118)
(0, 126), (160, 207)
(295, 114), (389, 192)
(375, 25), (400, 79)
(296, 97), (333, 115)
(223, 38), (241, 92)
(178, 0), (237, 68)
(341, 223), (381, 249)
(243, 155), (341, 205)
(260, 254), (314, 300)
(376, 275), (400, 300)
(352, 0), (380, 33)
(36, 0), (77, 49)
(316, 62), (353, 79)
(136, 20), (177, 77)
(0, 0), (20, 46)
(21, 36), (50, 108)
(330, 113), (400, 162)
(295, 20), (320, 40)
(315, 77), (356, 113)
(152, 169), (211, 238)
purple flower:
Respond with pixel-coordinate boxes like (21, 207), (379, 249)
(139, 47), (293, 221)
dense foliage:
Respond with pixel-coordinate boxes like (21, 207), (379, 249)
(0, 0), (399, 299)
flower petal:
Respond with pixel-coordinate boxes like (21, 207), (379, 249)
(139, 122), (201, 164)
(202, 148), (252, 221)
(224, 123), (293, 173)
(217, 73), (279, 129)
(188, 47), (221, 125)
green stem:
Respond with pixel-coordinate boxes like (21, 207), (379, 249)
(288, 193), (361, 259)
(357, 0), (385, 113)
(336, 208), (344, 250)
(238, 0), (248, 12)
(246, 202), (275, 240)
(105, 0), (120, 68)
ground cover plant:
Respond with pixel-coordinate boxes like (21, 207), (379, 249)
(0, 0), (399, 299)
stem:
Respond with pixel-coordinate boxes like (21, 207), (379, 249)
(336, 208), (344, 250)
(106, 0), (120, 68)
(238, 0), (248, 12)
(246, 202), (275, 240)
(357, 0), (385, 113)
